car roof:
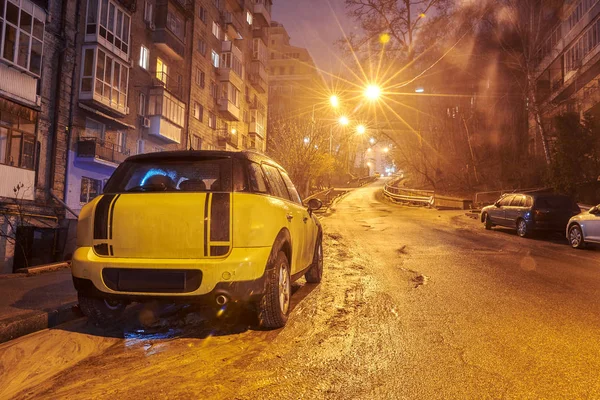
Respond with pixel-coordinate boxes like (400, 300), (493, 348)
(125, 150), (286, 171)
(502, 192), (571, 199)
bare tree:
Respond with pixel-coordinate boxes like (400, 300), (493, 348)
(0, 183), (32, 270)
(267, 115), (336, 197)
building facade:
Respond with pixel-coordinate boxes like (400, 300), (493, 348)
(0, 0), (272, 273)
(535, 0), (600, 152)
(0, 0), (78, 273)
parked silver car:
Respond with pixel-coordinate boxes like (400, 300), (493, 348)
(567, 205), (600, 249)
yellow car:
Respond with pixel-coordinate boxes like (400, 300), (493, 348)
(72, 150), (324, 329)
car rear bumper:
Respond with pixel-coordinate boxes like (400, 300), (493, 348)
(71, 246), (271, 302)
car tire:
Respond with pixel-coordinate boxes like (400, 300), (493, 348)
(305, 234), (323, 284)
(78, 293), (127, 325)
(258, 251), (290, 329)
(516, 218), (530, 238)
(484, 213), (493, 230)
(569, 224), (585, 249)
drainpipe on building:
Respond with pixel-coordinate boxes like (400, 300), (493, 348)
(63, 0), (82, 204)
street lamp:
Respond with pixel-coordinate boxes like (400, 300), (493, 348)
(369, 137), (376, 145)
(339, 116), (349, 126)
(356, 124), (366, 135)
(365, 84), (381, 101)
(415, 87), (425, 93)
(383, 147), (389, 153)
(330, 95), (339, 108)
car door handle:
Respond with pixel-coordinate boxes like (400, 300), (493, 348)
(303, 216), (309, 223)
(286, 213), (294, 222)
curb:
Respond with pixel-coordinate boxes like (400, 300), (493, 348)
(15, 262), (71, 276)
(0, 302), (83, 344)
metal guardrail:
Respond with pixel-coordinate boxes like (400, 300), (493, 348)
(383, 180), (434, 206)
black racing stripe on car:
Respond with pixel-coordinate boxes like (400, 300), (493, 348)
(210, 193), (230, 242)
(94, 194), (116, 240)
(94, 243), (110, 256)
(108, 194), (120, 240)
(204, 193), (210, 257)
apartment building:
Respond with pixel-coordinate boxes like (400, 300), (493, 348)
(267, 21), (322, 119)
(188, 0), (270, 153)
(0, 0), (78, 273)
(535, 0), (600, 152)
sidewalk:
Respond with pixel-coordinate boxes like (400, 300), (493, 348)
(0, 268), (81, 343)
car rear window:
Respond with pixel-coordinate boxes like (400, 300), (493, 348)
(104, 157), (233, 193)
(535, 196), (575, 210)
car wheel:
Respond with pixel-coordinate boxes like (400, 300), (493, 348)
(258, 251), (290, 329)
(569, 225), (585, 249)
(78, 293), (127, 325)
(517, 219), (530, 238)
(484, 213), (493, 230)
(305, 234), (323, 283)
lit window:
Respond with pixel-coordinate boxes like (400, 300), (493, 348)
(156, 57), (168, 84)
(212, 21), (221, 39)
(211, 50), (219, 68)
(246, 11), (253, 25)
(0, 0), (45, 76)
(139, 46), (149, 69)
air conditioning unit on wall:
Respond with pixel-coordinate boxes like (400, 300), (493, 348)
(140, 116), (151, 128)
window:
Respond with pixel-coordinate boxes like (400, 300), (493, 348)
(80, 46), (129, 109)
(212, 21), (221, 39)
(115, 131), (126, 151)
(0, 0), (45, 76)
(280, 172), (302, 204)
(197, 37), (207, 56)
(156, 57), (168, 84)
(499, 195), (513, 207)
(144, 1), (153, 23)
(139, 45), (149, 69)
(262, 164), (289, 200)
(246, 11), (253, 25)
(0, 107), (36, 170)
(220, 82), (240, 107)
(80, 177), (102, 204)
(209, 80), (217, 99)
(208, 112), (217, 129)
(138, 92), (146, 116)
(85, 118), (105, 139)
(193, 102), (203, 121)
(86, 0), (131, 57)
(211, 50), (219, 68)
(248, 162), (268, 193)
(509, 195), (525, 207)
(195, 67), (205, 88)
(191, 135), (202, 150)
(221, 51), (243, 76)
(166, 11), (184, 38)
(198, 6), (207, 24)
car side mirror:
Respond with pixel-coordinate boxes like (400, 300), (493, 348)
(307, 198), (323, 213)
(590, 206), (598, 214)
(494, 201), (501, 207)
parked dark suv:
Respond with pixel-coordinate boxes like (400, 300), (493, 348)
(481, 193), (581, 238)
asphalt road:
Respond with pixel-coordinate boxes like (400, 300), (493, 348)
(2, 179), (600, 399)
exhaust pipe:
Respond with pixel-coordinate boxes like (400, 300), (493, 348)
(216, 295), (228, 306)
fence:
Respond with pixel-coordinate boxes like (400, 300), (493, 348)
(383, 179), (473, 209)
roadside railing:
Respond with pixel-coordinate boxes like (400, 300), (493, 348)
(383, 180), (434, 206)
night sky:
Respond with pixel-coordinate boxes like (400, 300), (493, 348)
(272, 0), (358, 75)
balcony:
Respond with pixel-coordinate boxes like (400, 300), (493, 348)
(249, 61), (268, 93)
(153, 71), (184, 99)
(148, 87), (185, 143)
(76, 137), (130, 167)
(222, 11), (243, 39)
(248, 122), (265, 138)
(152, 28), (185, 61)
(216, 129), (239, 149)
(252, 27), (269, 46)
(218, 42), (244, 88)
(252, 0), (271, 27)
(218, 98), (240, 121)
(149, 116), (182, 143)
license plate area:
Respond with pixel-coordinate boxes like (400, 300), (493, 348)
(102, 268), (202, 293)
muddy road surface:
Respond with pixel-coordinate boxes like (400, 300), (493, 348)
(2, 180), (600, 399)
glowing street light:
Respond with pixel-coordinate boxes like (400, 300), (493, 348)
(415, 87), (425, 93)
(365, 84), (381, 101)
(339, 116), (349, 126)
(330, 95), (339, 108)
(231, 128), (237, 134)
(383, 147), (390, 153)
(369, 137), (376, 145)
(303, 137), (310, 144)
(356, 124), (366, 135)
(367, 148), (372, 153)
